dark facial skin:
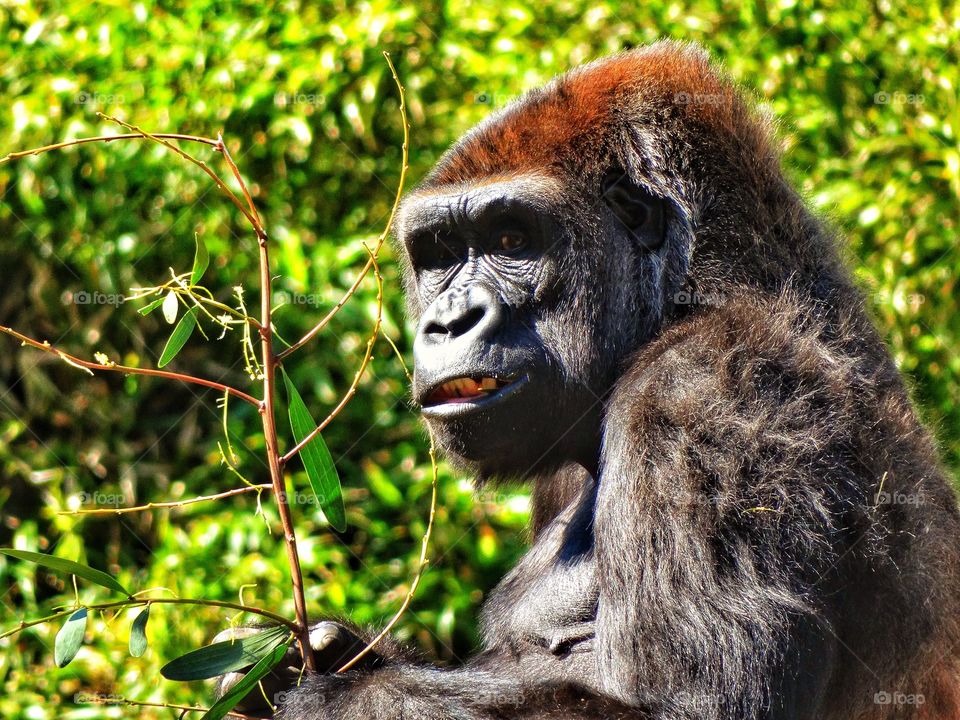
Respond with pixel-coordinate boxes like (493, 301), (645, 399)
(398, 173), (667, 480)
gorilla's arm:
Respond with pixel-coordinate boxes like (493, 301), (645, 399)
(281, 657), (643, 720)
(593, 296), (881, 720)
(217, 486), (648, 720)
(275, 625), (650, 720)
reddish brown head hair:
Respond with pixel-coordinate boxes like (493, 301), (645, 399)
(425, 41), (777, 192)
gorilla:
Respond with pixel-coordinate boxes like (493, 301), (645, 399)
(219, 41), (960, 719)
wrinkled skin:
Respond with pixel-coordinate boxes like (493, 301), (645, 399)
(215, 42), (960, 720)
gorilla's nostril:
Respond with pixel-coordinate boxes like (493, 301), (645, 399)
(447, 307), (486, 336)
(426, 306), (487, 338)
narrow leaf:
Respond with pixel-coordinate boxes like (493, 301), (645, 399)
(129, 607), (149, 657)
(161, 290), (179, 324)
(158, 306), (198, 368)
(201, 641), (291, 720)
(0, 548), (128, 595)
(161, 625), (288, 681)
(55, 608), (88, 668)
(282, 369), (346, 531)
(191, 233), (209, 285)
(138, 296), (165, 316)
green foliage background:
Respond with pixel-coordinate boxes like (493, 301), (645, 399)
(0, 1), (957, 717)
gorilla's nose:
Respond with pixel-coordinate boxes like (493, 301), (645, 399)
(419, 284), (505, 346)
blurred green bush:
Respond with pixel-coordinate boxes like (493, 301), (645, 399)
(0, 1), (956, 717)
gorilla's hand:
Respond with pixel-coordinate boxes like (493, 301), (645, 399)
(212, 621), (372, 717)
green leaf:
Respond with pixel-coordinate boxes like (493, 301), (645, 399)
(158, 306), (199, 368)
(161, 289), (179, 324)
(138, 296), (165, 316)
(129, 607), (149, 658)
(191, 233), (209, 285)
(201, 641), (291, 720)
(55, 608), (88, 668)
(0, 548), (129, 595)
(160, 625), (288, 681)
(281, 369), (346, 531)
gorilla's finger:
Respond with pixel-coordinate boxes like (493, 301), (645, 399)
(217, 663), (304, 715)
(309, 621), (368, 671)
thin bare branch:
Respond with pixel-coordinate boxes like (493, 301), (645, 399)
(337, 430), (439, 672)
(277, 52), (409, 362)
(218, 118), (318, 671)
(0, 132), (219, 164)
(0, 597), (296, 641)
(58, 483), (272, 516)
(216, 132), (265, 237)
(97, 113), (260, 232)
(280, 242), (383, 465)
(0, 325), (260, 407)
(76, 697), (260, 720)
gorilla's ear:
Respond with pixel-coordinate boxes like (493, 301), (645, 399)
(601, 170), (666, 250)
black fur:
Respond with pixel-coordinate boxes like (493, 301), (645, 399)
(227, 42), (960, 720)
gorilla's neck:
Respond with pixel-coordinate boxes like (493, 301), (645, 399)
(530, 463), (595, 539)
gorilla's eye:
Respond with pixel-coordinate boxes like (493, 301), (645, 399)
(411, 229), (465, 269)
(601, 170), (666, 250)
(497, 231), (528, 255)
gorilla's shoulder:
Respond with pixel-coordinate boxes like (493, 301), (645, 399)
(607, 290), (899, 446)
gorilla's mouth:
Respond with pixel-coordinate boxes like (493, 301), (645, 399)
(421, 375), (528, 414)
(426, 377), (511, 405)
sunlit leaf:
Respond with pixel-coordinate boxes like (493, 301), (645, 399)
(129, 607), (149, 657)
(158, 306), (198, 368)
(201, 640), (291, 720)
(160, 625), (288, 681)
(0, 548), (129, 595)
(281, 369), (345, 531)
(161, 290), (179, 324)
(55, 608), (88, 668)
(191, 233), (209, 285)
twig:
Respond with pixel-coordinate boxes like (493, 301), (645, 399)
(280, 243), (383, 465)
(277, 52), (409, 362)
(57, 483), (272, 516)
(0, 132), (220, 164)
(216, 123), (317, 671)
(97, 113), (260, 232)
(216, 131), (264, 234)
(0, 597), (297, 641)
(337, 430), (439, 672)
(72, 697), (260, 720)
(0, 325), (259, 407)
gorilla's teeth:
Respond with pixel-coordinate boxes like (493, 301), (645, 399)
(439, 378), (477, 397)
(430, 376), (507, 403)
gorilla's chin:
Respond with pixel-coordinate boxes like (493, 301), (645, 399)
(423, 378), (602, 482)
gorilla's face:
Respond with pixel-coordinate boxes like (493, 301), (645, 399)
(396, 171), (669, 481)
